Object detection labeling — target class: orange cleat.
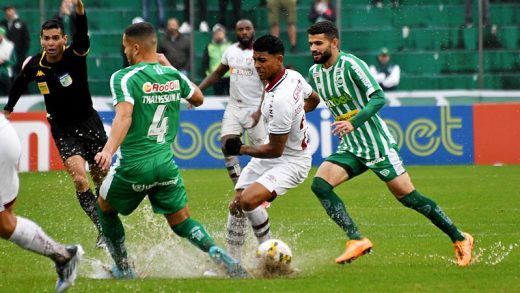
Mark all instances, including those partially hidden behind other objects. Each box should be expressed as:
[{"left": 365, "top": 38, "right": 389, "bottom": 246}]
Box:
[
  {"left": 454, "top": 232, "right": 474, "bottom": 266},
  {"left": 335, "top": 238, "right": 373, "bottom": 264}
]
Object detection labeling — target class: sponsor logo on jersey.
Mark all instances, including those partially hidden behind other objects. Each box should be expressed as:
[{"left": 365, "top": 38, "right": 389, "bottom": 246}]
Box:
[
  {"left": 335, "top": 109, "right": 359, "bottom": 122},
  {"left": 132, "top": 178, "right": 179, "bottom": 192},
  {"left": 324, "top": 94, "right": 353, "bottom": 108},
  {"left": 230, "top": 67, "right": 254, "bottom": 76},
  {"left": 351, "top": 63, "right": 371, "bottom": 88},
  {"left": 36, "top": 70, "right": 45, "bottom": 77},
  {"left": 367, "top": 156, "right": 386, "bottom": 167},
  {"left": 142, "top": 80, "right": 179, "bottom": 93}
]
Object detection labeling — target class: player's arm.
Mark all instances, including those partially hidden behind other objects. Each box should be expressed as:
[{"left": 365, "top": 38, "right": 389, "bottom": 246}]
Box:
[
  {"left": 304, "top": 90, "right": 321, "bottom": 113},
  {"left": 95, "top": 102, "right": 133, "bottom": 170},
  {"left": 240, "top": 133, "right": 289, "bottom": 158},
  {"left": 198, "top": 63, "right": 229, "bottom": 92},
  {"left": 186, "top": 84, "right": 204, "bottom": 107},
  {"left": 71, "top": 0, "right": 89, "bottom": 56},
  {"left": 3, "top": 59, "right": 33, "bottom": 118}
]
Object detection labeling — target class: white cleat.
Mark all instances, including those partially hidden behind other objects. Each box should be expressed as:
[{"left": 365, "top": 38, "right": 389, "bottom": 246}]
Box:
[{"left": 55, "top": 245, "right": 84, "bottom": 293}]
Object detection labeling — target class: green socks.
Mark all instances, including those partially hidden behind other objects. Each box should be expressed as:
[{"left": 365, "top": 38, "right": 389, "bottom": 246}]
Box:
[
  {"left": 399, "top": 190, "right": 465, "bottom": 242},
  {"left": 172, "top": 217, "right": 215, "bottom": 252},
  {"left": 311, "top": 177, "right": 362, "bottom": 240},
  {"left": 96, "top": 202, "right": 130, "bottom": 270}
]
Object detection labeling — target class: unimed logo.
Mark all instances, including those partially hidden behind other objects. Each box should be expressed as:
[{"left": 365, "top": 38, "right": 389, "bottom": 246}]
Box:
[{"left": 142, "top": 80, "right": 179, "bottom": 93}]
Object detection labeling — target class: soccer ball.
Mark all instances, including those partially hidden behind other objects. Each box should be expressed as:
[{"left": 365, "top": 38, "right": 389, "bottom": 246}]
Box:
[{"left": 256, "top": 239, "right": 292, "bottom": 264}]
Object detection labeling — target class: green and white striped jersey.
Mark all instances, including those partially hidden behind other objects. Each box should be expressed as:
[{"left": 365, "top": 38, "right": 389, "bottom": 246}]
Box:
[
  {"left": 110, "top": 62, "right": 195, "bottom": 163},
  {"left": 308, "top": 51, "right": 396, "bottom": 160}
]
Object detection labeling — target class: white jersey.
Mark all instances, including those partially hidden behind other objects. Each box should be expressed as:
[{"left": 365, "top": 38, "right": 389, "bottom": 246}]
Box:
[
  {"left": 261, "top": 69, "right": 313, "bottom": 158},
  {"left": 221, "top": 43, "right": 264, "bottom": 108}
]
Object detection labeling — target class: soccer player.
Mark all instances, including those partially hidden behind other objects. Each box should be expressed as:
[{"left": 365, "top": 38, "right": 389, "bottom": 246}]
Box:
[
  {"left": 223, "top": 35, "right": 321, "bottom": 260},
  {"left": 306, "top": 21, "right": 474, "bottom": 266},
  {"left": 198, "top": 19, "right": 266, "bottom": 187},
  {"left": 0, "top": 114, "right": 83, "bottom": 293},
  {"left": 94, "top": 22, "right": 248, "bottom": 279},
  {"left": 3, "top": 0, "right": 107, "bottom": 248}
]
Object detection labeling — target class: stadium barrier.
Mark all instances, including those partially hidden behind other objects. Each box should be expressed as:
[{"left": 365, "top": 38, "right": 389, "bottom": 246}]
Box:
[{"left": 7, "top": 101, "right": 520, "bottom": 172}]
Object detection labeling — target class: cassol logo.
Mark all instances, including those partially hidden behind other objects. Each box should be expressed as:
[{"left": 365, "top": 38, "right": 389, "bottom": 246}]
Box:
[{"left": 142, "top": 80, "right": 179, "bottom": 93}]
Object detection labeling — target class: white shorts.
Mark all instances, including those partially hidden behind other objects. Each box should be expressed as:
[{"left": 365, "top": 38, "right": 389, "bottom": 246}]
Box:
[
  {"left": 235, "top": 154, "right": 311, "bottom": 196},
  {"left": 221, "top": 104, "right": 266, "bottom": 145},
  {"left": 0, "top": 122, "right": 21, "bottom": 212}
]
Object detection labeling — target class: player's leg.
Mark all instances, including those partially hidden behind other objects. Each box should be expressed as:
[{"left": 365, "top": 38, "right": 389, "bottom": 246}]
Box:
[
  {"left": 240, "top": 159, "right": 311, "bottom": 245},
  {"left": 96, "top": 168, "right": 143, "bottom": 278},
  {"left": 311, "top": 156, "right": 364, "bottom": 241},
  {"left": 165, "top": 206, "right": 216, "bottom": 251},
  {"left": 227, "top": 190, "right": 247, "bottom": 260},
  {"left": 380, "top": 147, "right": 472, "bottom": 266},
  {"left": 64, "top": 155, "right": 102, "bottom": 239},
  {"left": 239, "top": 182, "right": 273, "bottom": 244},
  {"left": 311, "top": 153, "right": 373, "bottom": 264},
  {"left": 0, "top": 124, "right": 82, "bottom": 290},
  {"left": 220, "top": 106, "right": 245, "bottom": 186},
  {"left": 154, "top": 171, "right": 248, "bottom": 278}
]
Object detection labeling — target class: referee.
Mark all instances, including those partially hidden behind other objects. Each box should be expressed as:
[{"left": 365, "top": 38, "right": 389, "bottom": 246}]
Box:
[{"left": 3, "top": 0, "right": 106, "bottom": 248}]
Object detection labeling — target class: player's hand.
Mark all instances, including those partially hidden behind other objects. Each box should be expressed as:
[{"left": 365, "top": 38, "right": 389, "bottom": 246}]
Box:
[
  {"left": 223, "top": 136, "right": 243, "bottom": 156},
  {"left": 248, "top": 110, "right": 261, "bottom": 128},
  {"left": 75, "top": 0, "right": 85, "bottom": 15},
  {"left": 95, "top": 150, "right": 113, "bottom": 171},
  {"left": 331, "top": 120, "right": 354, "bottom": 137},
  {"left": 157, "top": 53, "right": 172, "bottom": 67}
]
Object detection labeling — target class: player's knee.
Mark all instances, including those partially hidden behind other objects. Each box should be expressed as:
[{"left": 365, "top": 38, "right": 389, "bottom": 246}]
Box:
[{"left": 311, "top": 177, "right": 333, "bottom": 199}]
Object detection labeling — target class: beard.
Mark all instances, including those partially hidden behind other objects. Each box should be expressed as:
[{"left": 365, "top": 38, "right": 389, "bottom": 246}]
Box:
[
  {"left": 238, "top": 34, "right": 254, "bottom": 48},
  {"left": 313, "top": 49, "right": 332, "bottom": 64}
]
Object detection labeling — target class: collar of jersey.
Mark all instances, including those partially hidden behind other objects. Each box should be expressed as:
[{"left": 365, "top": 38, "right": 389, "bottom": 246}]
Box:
[{"left": 265, "top": 68, "right": 287, "bottom": 92}]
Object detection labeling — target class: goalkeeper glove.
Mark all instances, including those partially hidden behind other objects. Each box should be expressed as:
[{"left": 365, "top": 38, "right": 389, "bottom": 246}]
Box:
[{"left": 224, "top": 136, "right": 243, "bottom": 156}]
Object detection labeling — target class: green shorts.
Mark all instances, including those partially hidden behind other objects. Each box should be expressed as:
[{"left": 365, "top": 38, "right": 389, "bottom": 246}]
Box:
[
  {"left": 326, "top": 146, "right": 407, "bottom": 182},
  {"left": 100, "top": 153, "right": 187, "bottom": 216}
]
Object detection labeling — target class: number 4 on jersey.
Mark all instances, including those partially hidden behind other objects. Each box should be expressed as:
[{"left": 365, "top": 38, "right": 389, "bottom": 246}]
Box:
[{"left": 148, "top": 105, "right": 168, "bottom": 143}]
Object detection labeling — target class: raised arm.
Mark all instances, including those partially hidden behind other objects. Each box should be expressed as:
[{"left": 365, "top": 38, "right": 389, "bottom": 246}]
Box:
[{"left": 72, "top": 0, "right": 89, "bottom": 55}]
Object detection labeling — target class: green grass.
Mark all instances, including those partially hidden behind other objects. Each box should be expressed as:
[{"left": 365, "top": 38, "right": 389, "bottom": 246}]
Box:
[{"left": 1, "top": 165, "right": 519, "bottom": 292}]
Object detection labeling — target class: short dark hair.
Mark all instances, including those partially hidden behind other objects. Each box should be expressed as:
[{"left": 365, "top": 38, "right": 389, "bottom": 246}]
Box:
[
  {"left": 307, "top": 20, "right": 339, "bottom": 41},
  {"left": 253, "top": 35, "right": 284, "bottom": 56},
  {"left": 3, "top": 5, "right": 15, "bottom": 12},
  {"left": 41, "top": 19, "right": 64, "bottom": 36},
  {"left": 124, "top": 22, "right": 156, "bottom": 39}
]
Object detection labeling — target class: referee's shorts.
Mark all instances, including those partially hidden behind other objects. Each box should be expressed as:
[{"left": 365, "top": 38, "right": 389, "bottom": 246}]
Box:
[{"left": 48, "top": 111, "right": 108, "bottom": 164}]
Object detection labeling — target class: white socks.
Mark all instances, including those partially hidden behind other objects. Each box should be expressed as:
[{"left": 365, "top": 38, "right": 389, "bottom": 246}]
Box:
[
  {"left": 226, "top": 213, "right": 246, "bottom": 260},
  {"left": 244, "top": 205, "right": 271, "bottom": 245},
  {"left": 9, "top": 216, "right": 68, "bottom": 263}
]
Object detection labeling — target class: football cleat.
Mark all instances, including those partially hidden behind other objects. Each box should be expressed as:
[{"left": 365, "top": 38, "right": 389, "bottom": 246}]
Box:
[
  {"left": 55, "top": 245, "right": 84, "bottom": 293},
  {"left": 335, "top": 238, "right": 373, "bottom": 264},
  {"left": 454, "top": 232, "right": 474, "bottom": 266},
  {"left": 109, "top": 264, "right": 137, "bottom": 279},
  {"left": 209, "top": 246, "right": 251, "bottom": 278}
]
